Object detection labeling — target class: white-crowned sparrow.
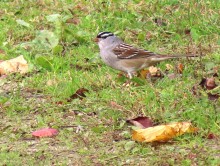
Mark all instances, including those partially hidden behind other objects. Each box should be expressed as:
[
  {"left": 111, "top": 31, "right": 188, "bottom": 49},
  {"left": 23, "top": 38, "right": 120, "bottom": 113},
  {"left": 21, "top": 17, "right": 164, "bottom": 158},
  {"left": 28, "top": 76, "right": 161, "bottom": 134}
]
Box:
[{"left": 95, "top": 31, "right": 197, "bottom": 78}]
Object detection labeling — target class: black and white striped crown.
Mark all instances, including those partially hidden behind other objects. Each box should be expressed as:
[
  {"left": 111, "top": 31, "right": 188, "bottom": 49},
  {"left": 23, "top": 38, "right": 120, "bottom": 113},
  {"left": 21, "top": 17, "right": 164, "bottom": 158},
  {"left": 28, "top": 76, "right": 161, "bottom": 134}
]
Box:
[{"left": 97, "top": 32, "right": 114, "bottom": 39}]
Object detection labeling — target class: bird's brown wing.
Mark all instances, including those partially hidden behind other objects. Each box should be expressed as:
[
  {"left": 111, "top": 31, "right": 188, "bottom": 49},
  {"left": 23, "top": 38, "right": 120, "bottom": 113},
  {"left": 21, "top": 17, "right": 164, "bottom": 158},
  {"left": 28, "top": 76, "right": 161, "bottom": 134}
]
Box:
[{"left": 113, "top": 43, "right": 157, "bottom": 59}]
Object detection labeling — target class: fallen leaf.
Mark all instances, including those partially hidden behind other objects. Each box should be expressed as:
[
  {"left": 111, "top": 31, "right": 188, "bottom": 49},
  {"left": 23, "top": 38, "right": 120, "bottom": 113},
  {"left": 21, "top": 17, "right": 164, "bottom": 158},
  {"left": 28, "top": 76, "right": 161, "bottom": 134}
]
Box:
[
  {"left": 207, "top": 133, "right": 217, "bottom": 139},
  {"left": 192, "top": 77, "right": 219, "bottom": 101},
  {"left": 138, "top": 69, "right": 149, "bottom": 79},
  {"left": 127, "top": 116, "right": 153, "bottom": 129},
  {"left": 55, "top": 101, "right": 64, "bottom": 105},
  {"left": 206, "top": 77, "right": 217, "bottom": 90},
  {"left": 56, "top": 88, "right": 89, "bottom": 105},
  {"left": 149, "top": 66, "right": 158, "bottom": 76},
  {"left": 132, "top": 122, "right": 198, "bottom": 143},
  {"left": 32, "top": 128, "right": 58, "bottom": 138},
  {"left": 67, "top": 88, "right": 89, "bottom": 101},
  {"left": 0, "top": 55, "right": 28, "bottom": 75},
  {"left": 199, "top": 77, "right": 217, "bottom": 90},
  {"left": 177, "top": 63, "right": 184, "bottom": 74},
  {"left": 207, "top": 93, "right": 219, "bottom": 101},
  {"left": 138, "top": 67, "right": 163, "bottom": 80},
  {"left": 165, "top": 64, "right": 174, "bottom": 71},
  {"left": 66, "top": 18, "right": 80, "bottom": 25}
]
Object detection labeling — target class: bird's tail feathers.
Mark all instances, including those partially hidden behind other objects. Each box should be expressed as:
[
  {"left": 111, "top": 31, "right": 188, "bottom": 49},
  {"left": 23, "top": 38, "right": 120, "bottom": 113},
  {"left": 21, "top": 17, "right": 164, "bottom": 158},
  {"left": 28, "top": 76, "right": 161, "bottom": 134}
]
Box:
[{"left": 151, "top": 54, "right": 203, "bottom": 62}]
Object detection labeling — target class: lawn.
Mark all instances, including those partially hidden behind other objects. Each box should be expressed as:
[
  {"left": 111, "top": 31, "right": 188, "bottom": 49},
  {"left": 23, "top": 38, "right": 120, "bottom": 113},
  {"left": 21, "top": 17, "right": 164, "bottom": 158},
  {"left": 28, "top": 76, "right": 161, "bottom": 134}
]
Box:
[{"left": 0, "top": 0, "right": 219, "bottom": 165}]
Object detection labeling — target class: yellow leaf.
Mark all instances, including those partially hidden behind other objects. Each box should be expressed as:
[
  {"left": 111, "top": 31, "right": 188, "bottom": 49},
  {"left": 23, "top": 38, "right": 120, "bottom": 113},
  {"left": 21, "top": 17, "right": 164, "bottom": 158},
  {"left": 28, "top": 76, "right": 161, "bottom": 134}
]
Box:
[
  {"left": 139, "top": 69, "right": 149, "bottom": 79},
  {"left": 132, "top": 122, "right": 198, "bottom": 143},
  {"left": 0, "top": 55, "right": 28, "bottom": 75},
  {"left": 166, "top": 64, "right": 174, "bottom": 70}
]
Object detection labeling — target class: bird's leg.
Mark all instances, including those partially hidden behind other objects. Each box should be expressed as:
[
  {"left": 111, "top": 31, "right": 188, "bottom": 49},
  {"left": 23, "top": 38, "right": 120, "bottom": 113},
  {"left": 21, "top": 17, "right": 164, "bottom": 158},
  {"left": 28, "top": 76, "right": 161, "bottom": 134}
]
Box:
[
  {"left": 127, "top": 72, "right": 133, "bottom": 79},
  {"left": 121, "top": 72, "right": 133, "bottom": 86}
]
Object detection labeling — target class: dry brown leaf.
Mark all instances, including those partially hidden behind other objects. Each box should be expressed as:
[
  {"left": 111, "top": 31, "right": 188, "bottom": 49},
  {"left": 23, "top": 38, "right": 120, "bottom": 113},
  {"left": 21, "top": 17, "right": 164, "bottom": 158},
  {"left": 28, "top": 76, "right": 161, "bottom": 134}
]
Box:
[
  {"left": 132, "top": 122, "right": 198, "bottom": 143},
  {"left": 199, "top": 77, "right": 217, "bottom": 90},
  {"left": 149, "top": 66, "right": 158, "bottom": 76},
  {"left": 0, "top": 55, "right": 28, "bottom": 75},
  {"left": 177, "top": 63, "right": 184, "bottom": 74},
  {"left": 67, "top": 88, "right": 89, "bottom": 101},
  {"left": 66, "top": 18, "right": 80, "bottom": 25},
  {"left": 206, "top": 77, "right": 217, "bottom": 90},
  {"left": 207, "top": 93, "right": 219, "bottom": 101},
  {"left": 139, "top": 67, "right": 163, "bottom": 79}
]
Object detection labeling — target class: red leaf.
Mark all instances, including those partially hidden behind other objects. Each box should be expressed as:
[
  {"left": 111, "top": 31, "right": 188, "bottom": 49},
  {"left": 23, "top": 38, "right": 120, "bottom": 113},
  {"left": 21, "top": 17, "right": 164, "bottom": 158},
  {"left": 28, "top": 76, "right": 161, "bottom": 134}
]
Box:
[
  {"left": 32, "top": 128, "right": 58, "bottom": 137},
  {"left": 127, "top": 116, "right": 153, "bottom": 129},
  {"left": 207, "top": 133, "right": 216, "bottom": 139}
]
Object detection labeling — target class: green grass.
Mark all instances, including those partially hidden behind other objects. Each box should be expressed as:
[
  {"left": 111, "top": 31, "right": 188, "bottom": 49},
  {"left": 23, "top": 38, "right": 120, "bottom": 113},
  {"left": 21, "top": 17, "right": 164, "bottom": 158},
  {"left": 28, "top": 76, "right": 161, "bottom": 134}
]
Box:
[{"left": 0, "top": 0, "right": 219, "bottom": 165}]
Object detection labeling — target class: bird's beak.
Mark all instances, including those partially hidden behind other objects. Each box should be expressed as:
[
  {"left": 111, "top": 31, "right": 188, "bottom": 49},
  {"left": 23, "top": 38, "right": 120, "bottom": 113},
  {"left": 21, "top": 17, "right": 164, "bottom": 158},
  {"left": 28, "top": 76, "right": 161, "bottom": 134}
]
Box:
[{"left": 93, "top": 37, "right": 99, "bottom": 43}]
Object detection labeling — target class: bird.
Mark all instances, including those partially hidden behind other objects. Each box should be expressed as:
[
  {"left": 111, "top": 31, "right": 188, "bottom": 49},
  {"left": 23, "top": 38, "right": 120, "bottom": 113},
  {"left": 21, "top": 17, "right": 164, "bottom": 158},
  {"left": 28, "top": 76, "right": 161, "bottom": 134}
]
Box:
[{"left": 94, "top": 31, "right": 198, "bottom": 78}]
